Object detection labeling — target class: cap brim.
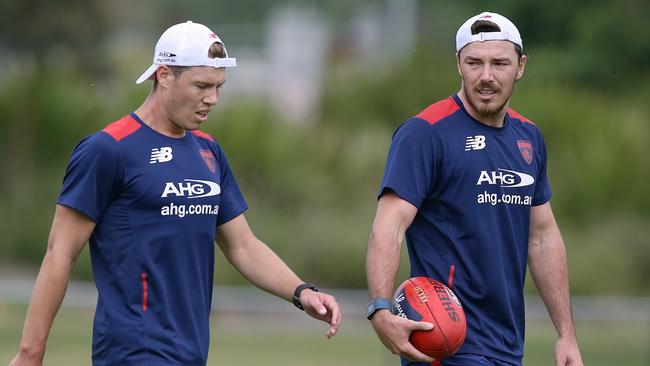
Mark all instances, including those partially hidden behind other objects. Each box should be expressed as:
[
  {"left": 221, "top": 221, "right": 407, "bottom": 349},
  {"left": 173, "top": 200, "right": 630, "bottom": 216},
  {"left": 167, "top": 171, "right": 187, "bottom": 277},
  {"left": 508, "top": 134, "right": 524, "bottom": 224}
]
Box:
[{"left": 135, "top": 64, "right": 159, "bottom": 84}]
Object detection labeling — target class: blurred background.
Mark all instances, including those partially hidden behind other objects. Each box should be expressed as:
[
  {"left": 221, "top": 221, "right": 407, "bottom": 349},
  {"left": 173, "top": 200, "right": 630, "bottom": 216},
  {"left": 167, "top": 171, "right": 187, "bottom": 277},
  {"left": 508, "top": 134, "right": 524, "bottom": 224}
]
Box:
[{"left": 0, "top": 0, "right": 648, "bottom": 365}]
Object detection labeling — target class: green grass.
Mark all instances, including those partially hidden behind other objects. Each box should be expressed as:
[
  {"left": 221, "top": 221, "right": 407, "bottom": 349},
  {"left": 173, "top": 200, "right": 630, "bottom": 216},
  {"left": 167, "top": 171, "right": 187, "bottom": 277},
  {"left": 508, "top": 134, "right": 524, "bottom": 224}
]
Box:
[
  {"left": 1, "top": 304, "right": 648, "bottom": 365},
  {"left": 524, "top": 319, "right": 648, "bottom": 366}
]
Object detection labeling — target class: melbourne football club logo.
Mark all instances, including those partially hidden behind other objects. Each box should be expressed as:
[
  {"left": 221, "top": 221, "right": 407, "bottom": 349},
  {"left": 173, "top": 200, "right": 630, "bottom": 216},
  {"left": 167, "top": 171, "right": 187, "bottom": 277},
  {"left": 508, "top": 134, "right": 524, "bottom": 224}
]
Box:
[
  {"left": 517, "top": 140, "right": 533, "bottom": 164},
  {"left": 150, "top": 147, "right": 173, "bottom": 164},
  {"left": 199, "top": 149, "right": 216, "bottom": 173}
]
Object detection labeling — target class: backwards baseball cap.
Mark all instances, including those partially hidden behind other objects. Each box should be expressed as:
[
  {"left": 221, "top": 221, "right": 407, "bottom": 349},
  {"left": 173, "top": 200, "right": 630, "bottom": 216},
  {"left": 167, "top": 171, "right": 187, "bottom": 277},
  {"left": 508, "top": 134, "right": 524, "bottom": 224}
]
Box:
[
  {"left": 455, "top": 12, "right": 522, "bottom": 53},
  {"left": 136, "top": 20, "right": 236, "bottom": 84}
]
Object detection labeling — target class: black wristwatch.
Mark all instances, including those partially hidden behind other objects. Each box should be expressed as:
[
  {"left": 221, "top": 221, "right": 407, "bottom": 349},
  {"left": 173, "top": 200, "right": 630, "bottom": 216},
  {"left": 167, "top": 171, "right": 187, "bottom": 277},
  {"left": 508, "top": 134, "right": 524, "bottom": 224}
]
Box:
[
  {"left": 366, "top": 298, "right": 393, "bottom": 320},
  {"left": 292, "top": 283, "right": 319, "bottom": 310}
]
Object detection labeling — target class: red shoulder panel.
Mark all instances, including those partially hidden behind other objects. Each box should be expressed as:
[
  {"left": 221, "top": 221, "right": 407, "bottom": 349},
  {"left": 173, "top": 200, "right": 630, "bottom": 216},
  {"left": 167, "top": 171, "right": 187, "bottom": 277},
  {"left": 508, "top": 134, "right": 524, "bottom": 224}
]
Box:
[
  {"left": 102, "top": 115, "right": 142, "bottom": 142},
  {"left": 415, "top": 97, "right": 460, "bottom": 125},
  {"left": 507, "top": 108, "right": 535, "bottom": 125},
  {"left": 191, "top": 130, "right": 215, "bottom": 142}
]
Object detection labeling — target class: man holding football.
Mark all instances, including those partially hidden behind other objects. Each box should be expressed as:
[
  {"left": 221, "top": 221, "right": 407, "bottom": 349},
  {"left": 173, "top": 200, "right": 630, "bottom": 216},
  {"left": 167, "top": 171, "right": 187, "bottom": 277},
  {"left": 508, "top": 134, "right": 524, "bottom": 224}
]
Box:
[
  {"left": 366, "top": 12, "right": 583, "bottom": 366},
  {"left": 11, "top": 21, "right": 340, "bottom": 366}
]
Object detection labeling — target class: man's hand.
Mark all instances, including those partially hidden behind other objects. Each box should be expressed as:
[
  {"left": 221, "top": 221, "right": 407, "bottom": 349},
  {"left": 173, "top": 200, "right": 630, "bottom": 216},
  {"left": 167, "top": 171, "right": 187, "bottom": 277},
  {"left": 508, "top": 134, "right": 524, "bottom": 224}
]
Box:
[
  {"left": 10, "top": 347, "right": 44, "bottom": 366},
  {"left": 370, "top": 310, "right": 436, "bottom": 362},
  {"left": 555, "top": 335, "right": 583, "bottom": 366},
  {"left": 299, "top": 289, "right": 342, "bottom": 339}
]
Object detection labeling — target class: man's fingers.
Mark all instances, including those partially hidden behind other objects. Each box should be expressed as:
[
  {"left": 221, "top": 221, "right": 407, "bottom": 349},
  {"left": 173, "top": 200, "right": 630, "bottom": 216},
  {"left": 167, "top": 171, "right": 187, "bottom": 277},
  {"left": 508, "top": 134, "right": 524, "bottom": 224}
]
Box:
[
  {"left": 370, "top": 312, "right": 437, "bottom": 362},
  {"left": 302, "top": 292, "right": 342, "bottom": 338},
  {"left": 410, "top": 320, "right": 434, "bottom": 331},
  {"left": 326, "top": 323, "right": 337, "bottom": 338},
  {"left": 324, "top": 295, "right": 341, "bottom": 323},
  {"left": 399, "top": 342, "right": 436, "bottom": 363},
  {"left": 308, "top": 296, "right": 331, "bottom": 318},
  {"left": 322, "top": 295, "right": 341, "bottom": 338}
]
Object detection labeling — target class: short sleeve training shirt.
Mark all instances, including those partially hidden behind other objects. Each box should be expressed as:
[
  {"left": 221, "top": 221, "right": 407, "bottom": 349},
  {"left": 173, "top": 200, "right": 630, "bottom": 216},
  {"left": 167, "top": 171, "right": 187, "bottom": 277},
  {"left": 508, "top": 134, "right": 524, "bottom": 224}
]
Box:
[
  {"left": 58, "top": 113, "right": 248, "bottom": 365},
  {"left": 379, "top": 95, "right": 551, "bottom": 365}
]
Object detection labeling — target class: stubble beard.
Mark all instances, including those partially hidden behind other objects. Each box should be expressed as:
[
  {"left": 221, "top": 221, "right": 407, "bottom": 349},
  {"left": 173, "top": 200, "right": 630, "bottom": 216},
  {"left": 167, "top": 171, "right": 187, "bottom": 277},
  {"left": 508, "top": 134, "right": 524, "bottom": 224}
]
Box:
[{"left": 461, "top": 79, "right": 516, "bottom": 120}]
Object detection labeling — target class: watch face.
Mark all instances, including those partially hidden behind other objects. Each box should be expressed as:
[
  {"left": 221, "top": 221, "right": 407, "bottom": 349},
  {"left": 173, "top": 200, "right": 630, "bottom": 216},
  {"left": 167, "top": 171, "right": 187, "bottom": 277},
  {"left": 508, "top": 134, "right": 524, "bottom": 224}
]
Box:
[
  {"left": 366, "top": 302, "right": 375, "bottom": 316},
  {"left": 367, "top": 298, "right": 393, "bottom": 319}
]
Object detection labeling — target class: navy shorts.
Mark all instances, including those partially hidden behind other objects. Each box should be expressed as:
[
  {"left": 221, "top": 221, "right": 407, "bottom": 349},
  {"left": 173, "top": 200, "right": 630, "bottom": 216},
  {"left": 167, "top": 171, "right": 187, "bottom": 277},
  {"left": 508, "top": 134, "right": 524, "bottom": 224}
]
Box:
[{"left": 401, "top": 354, "right": 519, "bottom": 366}]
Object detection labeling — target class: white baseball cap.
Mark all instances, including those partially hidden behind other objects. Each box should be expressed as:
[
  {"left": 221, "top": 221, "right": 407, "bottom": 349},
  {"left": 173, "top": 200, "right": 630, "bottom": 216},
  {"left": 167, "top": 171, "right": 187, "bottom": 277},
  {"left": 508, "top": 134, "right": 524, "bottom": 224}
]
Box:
[
  {"left": 136, "top": 21, "right": 237, "bottom": 84},
  {"left": 455, "top": 12, "right": 523, "bottom": 53}
]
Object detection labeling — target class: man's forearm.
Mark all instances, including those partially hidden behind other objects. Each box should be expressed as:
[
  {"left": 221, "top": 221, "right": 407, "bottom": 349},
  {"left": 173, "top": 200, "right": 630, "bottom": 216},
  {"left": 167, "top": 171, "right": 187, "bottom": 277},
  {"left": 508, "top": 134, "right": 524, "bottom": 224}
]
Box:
[
  {"left": 366, "top": 194, "right": 417, "bottom": 300},
  {"left": 221, "top": 236, "right": 303, "bottom": 301},
  {"left": 17, "top": 250, "right": 75, "bottom": 359},
  {"left": 529, "top": 227, "right": 576, "bottom": 338},
  {"left": 366, "top": 229, "right": 402, "bottom": 299}
]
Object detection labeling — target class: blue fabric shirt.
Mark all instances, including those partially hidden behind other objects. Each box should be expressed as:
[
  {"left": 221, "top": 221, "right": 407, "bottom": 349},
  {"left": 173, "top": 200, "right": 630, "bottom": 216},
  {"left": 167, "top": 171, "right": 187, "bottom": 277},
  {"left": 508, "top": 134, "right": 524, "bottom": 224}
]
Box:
[
  {"left": 380, "top": 95, "right": 551, "bottom": 366},
  {"left": 58, "top": 113, "right": 248, "bottom": 365}
]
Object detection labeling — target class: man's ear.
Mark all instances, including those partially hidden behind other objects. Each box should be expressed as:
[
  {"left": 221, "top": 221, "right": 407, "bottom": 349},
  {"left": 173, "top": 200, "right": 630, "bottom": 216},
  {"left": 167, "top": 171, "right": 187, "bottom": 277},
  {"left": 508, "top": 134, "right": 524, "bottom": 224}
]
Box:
[
  {"left": 515, "top": 54, "right": 528, "bottom": 82},
  {"left": 156, "top": 65, "right": 174, "bottom": 88}
]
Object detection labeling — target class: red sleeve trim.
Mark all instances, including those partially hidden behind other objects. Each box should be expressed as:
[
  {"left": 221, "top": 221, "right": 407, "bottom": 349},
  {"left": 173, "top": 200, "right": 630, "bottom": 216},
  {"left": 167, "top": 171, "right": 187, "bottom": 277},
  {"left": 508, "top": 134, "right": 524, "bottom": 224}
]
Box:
[
  {"left": 415, "top": 97, "right": 460, "bottom": 125},
  {"left": 191, "top": 130, "right": 215, "bottom": 142},
  {"left": 507, "top": 108, "right": 535, "bottom": 125},
  {"left": 102, "top": 115, "right": 142, "bottom": 141}
]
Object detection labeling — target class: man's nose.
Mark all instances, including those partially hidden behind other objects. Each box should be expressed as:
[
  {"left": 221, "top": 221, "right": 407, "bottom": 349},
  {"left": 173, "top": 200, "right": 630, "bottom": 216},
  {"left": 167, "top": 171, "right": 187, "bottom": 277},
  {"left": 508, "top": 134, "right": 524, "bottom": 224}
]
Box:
[
  {"left": 479, "top": 64, "right": 495, "bottom": 82},
  {"left": 204, "top": 88, "right": 219, "bottom": 106}
]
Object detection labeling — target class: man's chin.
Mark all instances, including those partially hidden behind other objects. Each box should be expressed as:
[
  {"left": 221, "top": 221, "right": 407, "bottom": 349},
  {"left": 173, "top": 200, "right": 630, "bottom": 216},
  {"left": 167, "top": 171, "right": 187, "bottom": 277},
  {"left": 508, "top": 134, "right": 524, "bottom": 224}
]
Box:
[
  {"left": 185, "top": 120, "right": 204, "bottom": 131},
  {"left": 476, "top": 105, "right": 504, "bottom": 116},
  {"left": 471, "top": 97, "right": 507, "bottom": 117},
  {"left": 461, "top": 88, "right": 509, "bottom": 120}
]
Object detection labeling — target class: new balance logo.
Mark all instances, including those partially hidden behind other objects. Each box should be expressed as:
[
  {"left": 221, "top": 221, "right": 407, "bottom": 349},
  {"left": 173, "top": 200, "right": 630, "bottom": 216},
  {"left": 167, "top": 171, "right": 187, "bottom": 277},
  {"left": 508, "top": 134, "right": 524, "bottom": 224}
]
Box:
[
  {"left": 465, "top": 135, "right": 486, "bottom": 151},
  {"left": 150, "top": 147, "right": 173, "bottom": 164}
]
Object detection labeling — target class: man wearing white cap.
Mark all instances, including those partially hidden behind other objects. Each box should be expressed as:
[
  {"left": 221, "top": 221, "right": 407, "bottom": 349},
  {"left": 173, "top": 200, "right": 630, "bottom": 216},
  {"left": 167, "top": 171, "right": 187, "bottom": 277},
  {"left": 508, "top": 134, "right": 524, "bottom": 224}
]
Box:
[
  {"left": 11, "top": 21, "right": 340, "bottom": 366},
  {"left": 366, "top": 12, "right": 583, "bottom": 366}
]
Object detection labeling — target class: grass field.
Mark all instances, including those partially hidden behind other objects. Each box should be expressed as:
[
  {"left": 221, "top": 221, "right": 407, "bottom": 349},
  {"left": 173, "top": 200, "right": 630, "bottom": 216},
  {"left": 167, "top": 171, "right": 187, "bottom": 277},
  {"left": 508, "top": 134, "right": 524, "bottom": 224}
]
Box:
[{"left": 1, "top": 303, "right": 648, "bottom": 365}]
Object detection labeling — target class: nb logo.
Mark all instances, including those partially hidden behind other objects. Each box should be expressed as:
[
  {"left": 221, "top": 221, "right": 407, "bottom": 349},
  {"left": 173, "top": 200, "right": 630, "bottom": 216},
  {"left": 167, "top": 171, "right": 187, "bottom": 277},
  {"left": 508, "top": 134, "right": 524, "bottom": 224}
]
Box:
[
  {"left": 150, "top": 147, "right": 173, "bottom": 164},
  {"left": 465, "top": 135, "right": 486, "bottom": 151}
]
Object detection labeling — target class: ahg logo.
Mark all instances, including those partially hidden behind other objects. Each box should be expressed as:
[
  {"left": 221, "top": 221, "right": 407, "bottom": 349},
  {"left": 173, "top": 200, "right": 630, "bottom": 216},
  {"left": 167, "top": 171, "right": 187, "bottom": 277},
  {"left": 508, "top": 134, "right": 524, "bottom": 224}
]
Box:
[
  {"left": 161, "top": 179, "right": 221, "bottom": 199},
  {"left": 156, "top": 51, "right": 177, "bottom": 63},
  {"left": 476, "top": 168, "right": 534, "bottom": 188}
]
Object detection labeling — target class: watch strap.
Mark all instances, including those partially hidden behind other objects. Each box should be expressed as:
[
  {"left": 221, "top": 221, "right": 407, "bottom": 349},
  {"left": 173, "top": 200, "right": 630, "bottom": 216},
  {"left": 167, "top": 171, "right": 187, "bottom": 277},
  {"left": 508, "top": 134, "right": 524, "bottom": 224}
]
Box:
[
  {"left": 292, "top": 283, "right": 319, "bottom": 310},
  {"left": 366, "top": 297, "right": 393, "bottom": 320}
]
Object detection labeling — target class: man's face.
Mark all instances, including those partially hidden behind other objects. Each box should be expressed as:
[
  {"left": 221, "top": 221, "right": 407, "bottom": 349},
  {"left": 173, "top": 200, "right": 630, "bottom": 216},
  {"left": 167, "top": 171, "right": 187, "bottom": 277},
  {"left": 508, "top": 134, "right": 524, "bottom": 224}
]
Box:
[
  {"left": 161, "top": 66, "right": 226, "bottom": 132},
  {"left": 457, "top": 41, "right": 526, "bottom": 118}
]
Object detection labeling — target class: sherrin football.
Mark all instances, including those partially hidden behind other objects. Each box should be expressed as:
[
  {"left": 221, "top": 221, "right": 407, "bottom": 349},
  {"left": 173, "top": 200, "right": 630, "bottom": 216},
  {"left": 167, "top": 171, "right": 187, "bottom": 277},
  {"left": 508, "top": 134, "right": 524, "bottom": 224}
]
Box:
[{"left": 393, "top": 277, "right": 466, "bottom": 359}]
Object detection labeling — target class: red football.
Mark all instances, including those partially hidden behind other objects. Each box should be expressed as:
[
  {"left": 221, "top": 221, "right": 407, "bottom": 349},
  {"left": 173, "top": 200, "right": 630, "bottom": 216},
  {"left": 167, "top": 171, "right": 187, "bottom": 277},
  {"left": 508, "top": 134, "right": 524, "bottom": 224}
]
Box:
[{"left": 393, "top": 277, "right": 466, "bottom": 359}]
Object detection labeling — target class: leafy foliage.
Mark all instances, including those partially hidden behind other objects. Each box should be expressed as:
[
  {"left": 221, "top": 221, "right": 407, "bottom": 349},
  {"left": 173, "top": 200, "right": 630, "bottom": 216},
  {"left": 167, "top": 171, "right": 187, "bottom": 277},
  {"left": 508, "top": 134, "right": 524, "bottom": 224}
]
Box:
[{"left": 0, "top": 0, "right": 648, "bottom": 294}]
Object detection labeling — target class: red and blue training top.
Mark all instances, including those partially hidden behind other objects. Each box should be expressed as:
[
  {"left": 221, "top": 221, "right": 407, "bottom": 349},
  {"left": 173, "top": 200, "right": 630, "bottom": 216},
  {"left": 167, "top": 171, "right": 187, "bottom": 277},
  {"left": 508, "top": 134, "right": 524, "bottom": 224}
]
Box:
[
  {"left": 380, "top": 95, "right": 551, "bottom": 366},
  {"left": 58, "top": 113, "right": 248, "bottom": 365}
]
